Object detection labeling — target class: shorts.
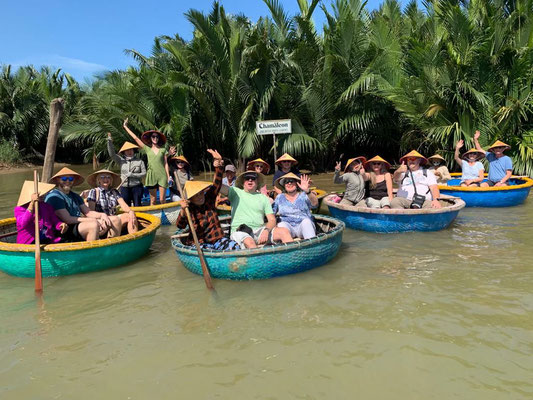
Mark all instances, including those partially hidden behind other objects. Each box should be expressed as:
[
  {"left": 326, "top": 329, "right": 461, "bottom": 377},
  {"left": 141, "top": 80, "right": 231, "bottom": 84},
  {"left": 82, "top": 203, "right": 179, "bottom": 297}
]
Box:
[
  {"left": 63, "top": 223, "right": 84, "bottom": 242},
  {"left": 230, "top": 225, "right": 274, "bottom": 248},
  {"left": 486, "top": 180, "right": 507, "bottom": 187}
]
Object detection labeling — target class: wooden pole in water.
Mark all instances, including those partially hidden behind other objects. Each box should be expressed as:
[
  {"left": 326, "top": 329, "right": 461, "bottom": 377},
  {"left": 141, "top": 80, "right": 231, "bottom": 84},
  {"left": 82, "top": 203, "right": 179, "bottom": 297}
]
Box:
[
  {"left": 33, "top": 170, "right": 43, "bottom": 293},
  {"left": 174, "top": 171, "right": 214, "bottom": 290},
  {"left": 41, "top": 98, "right": 65, "bottom": 182}
]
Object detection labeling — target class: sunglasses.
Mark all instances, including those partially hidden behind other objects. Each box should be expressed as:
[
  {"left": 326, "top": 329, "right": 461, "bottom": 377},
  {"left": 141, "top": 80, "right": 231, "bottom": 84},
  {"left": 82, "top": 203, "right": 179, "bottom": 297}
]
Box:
[
  {"left": 406, "top": 157, "right": 418, "bottom": 161},
  {"left": 244, "top": 176, "right": 257, "bottom": 181},
  {"left": 151, "top": 135, "right": 159, "bottom": 139},
  {"left": 99, "top": 175, "right": 112, "bottom": 179},
  {"left": 254, "top": 164, "right": 264, "bottom": 169},
  {"left": 60, "top": 177, "right": 74, "bottom": 182},
  {"left": 284, "top": 179, "right": 297, "bottom": 184}
]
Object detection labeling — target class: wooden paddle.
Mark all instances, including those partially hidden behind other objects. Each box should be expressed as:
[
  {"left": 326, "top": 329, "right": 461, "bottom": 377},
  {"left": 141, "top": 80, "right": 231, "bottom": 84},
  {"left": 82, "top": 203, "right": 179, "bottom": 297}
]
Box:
[
  {"left": 173, "top": 171, "right": 214, "bottom": 290},
  {"left": 33, "top": 170, "right": 43, "bottom": 293}
]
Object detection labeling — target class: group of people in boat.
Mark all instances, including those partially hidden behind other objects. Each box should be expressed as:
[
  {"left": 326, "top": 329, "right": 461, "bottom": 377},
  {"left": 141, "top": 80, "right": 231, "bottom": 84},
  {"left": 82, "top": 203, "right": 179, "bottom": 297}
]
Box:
[{"left": 13, "top": 126, "right": 513, "bottom": 248}]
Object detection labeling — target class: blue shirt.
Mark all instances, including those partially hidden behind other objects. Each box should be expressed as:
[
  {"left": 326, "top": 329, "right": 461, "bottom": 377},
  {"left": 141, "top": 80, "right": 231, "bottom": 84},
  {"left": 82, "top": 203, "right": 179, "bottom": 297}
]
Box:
[
  {"left": 461, "top": 160, "right": 484, "bottom": 181},
  {"left": 486, "top": 153, "right": 512, "bottom": 182},
  {"left": 272, "top": 192, "right": 315, "bottom": 226},
  {"left": 45, "top": 189, "right": 84, "bottom": 217}
]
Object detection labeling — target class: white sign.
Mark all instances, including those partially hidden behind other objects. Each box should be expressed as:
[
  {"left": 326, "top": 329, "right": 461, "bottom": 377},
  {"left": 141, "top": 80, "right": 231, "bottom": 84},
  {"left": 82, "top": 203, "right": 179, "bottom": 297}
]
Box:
[{"left": 256, "top": 119, "right": 291, "bottom": 135}]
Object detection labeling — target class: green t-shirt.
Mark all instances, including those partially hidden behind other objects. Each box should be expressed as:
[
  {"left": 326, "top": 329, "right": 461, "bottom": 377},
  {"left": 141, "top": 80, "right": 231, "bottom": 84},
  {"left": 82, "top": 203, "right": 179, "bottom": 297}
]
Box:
[{"left": 228, "top": 187, "right": 273, "bottom": 232}]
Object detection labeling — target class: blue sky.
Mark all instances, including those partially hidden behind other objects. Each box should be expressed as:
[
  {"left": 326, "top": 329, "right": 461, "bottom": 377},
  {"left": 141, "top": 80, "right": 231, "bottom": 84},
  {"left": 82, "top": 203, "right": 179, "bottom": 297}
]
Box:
[{"left": 1, "top": 0, "right": 384, "bottom": 82}]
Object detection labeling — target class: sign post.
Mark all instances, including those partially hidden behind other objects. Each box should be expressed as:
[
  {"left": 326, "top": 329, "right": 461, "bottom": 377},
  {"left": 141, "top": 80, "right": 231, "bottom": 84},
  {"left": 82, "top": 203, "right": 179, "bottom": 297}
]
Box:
[{"left": 256, "top": 119, "right": 292, "bottom": 165}]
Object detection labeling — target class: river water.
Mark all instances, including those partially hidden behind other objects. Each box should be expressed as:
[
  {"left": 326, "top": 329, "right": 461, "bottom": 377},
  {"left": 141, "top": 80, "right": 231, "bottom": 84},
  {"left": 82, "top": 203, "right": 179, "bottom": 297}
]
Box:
[{"left": 1, "top": 166, "right": 532, "bottom": 399}]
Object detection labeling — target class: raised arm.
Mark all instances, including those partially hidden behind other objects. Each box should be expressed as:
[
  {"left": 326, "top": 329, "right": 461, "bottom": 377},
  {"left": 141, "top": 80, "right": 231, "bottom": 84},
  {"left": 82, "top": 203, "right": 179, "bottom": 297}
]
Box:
[
  {"left": 454, "top": 140, "right": 464, "bottom": 166},
  {"left": 473, "top": 130, "right": 485, "bottom": 153},
  {"left": 298, "top": 174, "right": 318, "bottom": 208},
  {"left": 207, "top": 149, "right": 224, "bottom": 195},
  {"left": 333, "top": 161, "right": 345, "bottom": 184},
  {"left": 393, "top": 162, "right": 407, "bottom": 183},
  {"left": 123, "top": 118, "right": 145, "bottom": 149},
  {"left": 107, "top": 132, "right": 122, "bottom": 164}
]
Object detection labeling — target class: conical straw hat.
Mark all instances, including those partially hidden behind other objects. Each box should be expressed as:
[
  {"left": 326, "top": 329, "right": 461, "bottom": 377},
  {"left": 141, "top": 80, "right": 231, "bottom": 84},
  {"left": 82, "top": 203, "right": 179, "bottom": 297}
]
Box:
[
  {"left": 87, "top": 169, "right": 122, "bottom": 189},
  {"left": 235, "top": 171, "right": 265, "bottom": 189},
  {"left": 364, "top": 155, "right": 391, "bottom": 171},
  {"left": 247, "top": 158, "right": 271, "bottom": 174},
  {"left": 344, "top": 156, "right": 367, "bottom": 172},
  {"left": 170, "top": 155, "right": 190, "bottom": 167},
  {"left": 184, "top": 181, "right": 211, "bottom": 199},
  {"left": 427, "top": 154, "right": 446, "bottom": 163},
  {"left": 274, "top": 172, "right": 301, "bottom": 191},
  {"left": 17, "top": 181, "right": 57, "bottom": 206},
  {"left": 488, "top": 140, "right": 511, "bottom": 152},
  {"left": 119, "top": 141, "right": 139, "bottom": 153},
  {"left": 462, "top": 148, "right": 485, "bottom": 161},
  {"left": 275, "top": 153, "right": 298, "bottom": 165},
  {"left": 140, "top": 130, "right": 167, "bottom": 146},
  {"left": 49, "top": 167, "right": 84, "bottom": 186},
  {"left": 399, "top": 150, "right": 428, "bottom": 165}
]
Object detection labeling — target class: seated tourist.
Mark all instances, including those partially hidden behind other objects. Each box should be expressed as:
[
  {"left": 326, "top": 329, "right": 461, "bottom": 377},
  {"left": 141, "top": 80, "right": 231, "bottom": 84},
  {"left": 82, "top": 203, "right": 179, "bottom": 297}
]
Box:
[
  {"left": 223, "top": 170, "right": 293, "bottom": 249},
  {"left": 427, "top": 154, "right": 451, "bottom": 184},
  {"left": 86, "top": 169, "right": 138, "bottom": 234},
  {"left": 473, "top": 131, "right": 513, "bottom": 187},
  {"left": 272, "top": 173, "right": 317, "bottom": 239},
  {"left": 391, "top": 151, "right": 441, "bottom": 209},
  {"left": 333, "top": 157, "right": 368, "bottom": 206},
  {"left": 177, "top": 150, "right": 240, "bottom": 250},
  {"left": 272, "top": 153, "right": 300, "bottom": 193},
  {"left": 169, "top": 155, "right": 193, "bottom": 201},
  {"left": 45, "top": 167, "right": 120, "bottom": 241},
  {"left": 454, "top": 140, "right": 485, "bottom": 187},
  {"left": 359, "top": 156, "right": 393, "bottom": 208},
  {"left": 218, "top": 164, "right": 237, "bottom": 206},
  {"left": 14, "top": 181, "right": 68, "bottom": 244}
]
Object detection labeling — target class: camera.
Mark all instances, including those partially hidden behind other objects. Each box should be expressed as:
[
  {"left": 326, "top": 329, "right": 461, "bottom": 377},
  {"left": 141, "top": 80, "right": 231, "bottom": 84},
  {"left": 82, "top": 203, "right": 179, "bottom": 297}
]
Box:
[{"left": 410, "top": 194, "right": 426, "bottom": 209}]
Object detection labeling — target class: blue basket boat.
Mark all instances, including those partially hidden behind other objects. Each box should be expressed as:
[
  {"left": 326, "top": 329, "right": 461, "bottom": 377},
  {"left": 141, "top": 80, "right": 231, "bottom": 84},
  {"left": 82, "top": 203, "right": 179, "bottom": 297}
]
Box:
[
  {"left": 439, "top": 174, "right": 533, "bottom": 207},
  {"left": 130, "top": 188, "right": 179, "bottom": 225},
  {"left": 171, "top": 215, "right": 345, "bottom": 280},
  {"left": 324, "top": 195, "right": 465, "bottom": 233},
  {"left": 0, "top": 213, "right": 160, "bottom": 278}
]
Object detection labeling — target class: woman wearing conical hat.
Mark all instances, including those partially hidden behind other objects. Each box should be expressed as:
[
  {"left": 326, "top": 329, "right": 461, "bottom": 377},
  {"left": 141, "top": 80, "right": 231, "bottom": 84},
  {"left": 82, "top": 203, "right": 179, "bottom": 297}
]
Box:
[
  {"left": 454, "top": 140, "right": 485, "bottom": 187},
  {"left": 169, "top": 155, "right": 193, "bottom": 202},
  {"left": 359, "top": 156, "right": 393, "bottom": 208},
  {"left": 333, "top": 156, "right": 368, "bottom": 206},
  {"left": 45, "top": 167, "right": 119, "bottom": 241},
  {"left": 473, "top": 130, "right": 513, "bottom": 187},
  {"left": 427, "top": 154, "right": 451, "bottom": 184},
  {"left": 123, "top": 118, "right": 170, "bottom": 205},
  {"left": 14, "top": 181, "right": 68, "bottom": 244},
  {"left": 86, "top": 170, "right": 138, "bottom": 234},
  {"left": 272, "top": 153, "right": 300, "bottom": 187},
  {"left": 107, "top": 131, "right": 146, "bottom": 207}
]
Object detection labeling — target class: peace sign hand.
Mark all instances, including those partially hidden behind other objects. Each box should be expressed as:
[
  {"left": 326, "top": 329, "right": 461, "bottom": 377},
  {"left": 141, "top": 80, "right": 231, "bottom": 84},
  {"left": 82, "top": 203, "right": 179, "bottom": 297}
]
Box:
[{"left": 335, "top": 161, "right": 341, "bottom": 171}]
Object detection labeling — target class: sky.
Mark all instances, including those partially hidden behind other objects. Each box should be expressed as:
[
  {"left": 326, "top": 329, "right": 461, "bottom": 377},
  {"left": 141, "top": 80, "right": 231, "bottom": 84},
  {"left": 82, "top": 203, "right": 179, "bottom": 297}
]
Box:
[{"left": 1, "top": 0, "right": 384, "bottom": 82}]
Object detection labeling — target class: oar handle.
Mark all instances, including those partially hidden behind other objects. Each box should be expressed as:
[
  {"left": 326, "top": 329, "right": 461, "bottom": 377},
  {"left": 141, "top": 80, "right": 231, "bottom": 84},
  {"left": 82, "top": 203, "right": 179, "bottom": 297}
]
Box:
[
  {"left": 174, "top": 171, "right": 214, "bottom": 290},
  {"left": 33, "top": 170, "right": 43, "bottom": 293}
]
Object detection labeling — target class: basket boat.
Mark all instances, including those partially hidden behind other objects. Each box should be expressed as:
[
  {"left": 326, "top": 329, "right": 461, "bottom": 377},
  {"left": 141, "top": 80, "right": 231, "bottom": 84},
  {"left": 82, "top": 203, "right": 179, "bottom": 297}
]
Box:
[
  {"left": 131, "top": 201, "right": 180, "bottom": 225},
  {"left": 171, "top": 215, "right": 345, "bottom": 280},
  {"left": 324, "top": 195, "right": 465, "bottom": 233},
  {"left": 216, "top": 189, "right": 328, "bottom": 216},
  {"left": 0, "top": 213, "right": 160, "bottom": 278},
  {"left": 439, "top": 173, "right": 533, "bottom": 207}
]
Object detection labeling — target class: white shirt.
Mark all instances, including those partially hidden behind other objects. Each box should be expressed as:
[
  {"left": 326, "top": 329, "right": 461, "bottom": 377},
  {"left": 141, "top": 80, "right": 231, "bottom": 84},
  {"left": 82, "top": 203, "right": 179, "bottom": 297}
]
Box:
[{"left": 396, "top": 169, "right": 437, "bottom": 201}]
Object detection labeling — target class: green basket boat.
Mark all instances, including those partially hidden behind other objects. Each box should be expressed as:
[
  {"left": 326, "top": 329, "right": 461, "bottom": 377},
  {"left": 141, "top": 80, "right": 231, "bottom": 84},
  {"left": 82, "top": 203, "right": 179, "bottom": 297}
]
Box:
[
  {"left": 0, "top": 212, "right": 160, "bottom": 278},
  {"left": 172, "top": 214, "right": 344, "bottom": 280}
]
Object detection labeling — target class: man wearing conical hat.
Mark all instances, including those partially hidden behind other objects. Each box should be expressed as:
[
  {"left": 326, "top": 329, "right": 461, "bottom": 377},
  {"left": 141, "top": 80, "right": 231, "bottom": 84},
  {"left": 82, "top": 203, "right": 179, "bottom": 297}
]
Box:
[
  {"left": 176, "top": 150, "right": 239, "bottom": 250},
  {"left": 107, "top": 132, "right": 146, "bottom": 206},
  {"left": 14, "top": 181, "right": 68, "bottom": 244},
  {"left": 45, "top": 167, "right": 117, "bottom": 242},
  {"left": 454, "top": 139, "right": 485, "bottom": 187},
  {"left": 473, "top": 130, "right": 513, "bottom": 187},
  {"left": 391, "top": 150, "right": 442, "bottom": 209},
  {"left": 272, "top": 153, "right": 300, "bottom": 188}
]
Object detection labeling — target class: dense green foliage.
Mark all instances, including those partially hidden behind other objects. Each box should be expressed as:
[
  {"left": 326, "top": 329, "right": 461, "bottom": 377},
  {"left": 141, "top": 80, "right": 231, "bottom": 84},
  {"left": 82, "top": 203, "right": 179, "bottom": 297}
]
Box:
[{"left": 2, "top": 0, "right": 532, "bottom": 175}]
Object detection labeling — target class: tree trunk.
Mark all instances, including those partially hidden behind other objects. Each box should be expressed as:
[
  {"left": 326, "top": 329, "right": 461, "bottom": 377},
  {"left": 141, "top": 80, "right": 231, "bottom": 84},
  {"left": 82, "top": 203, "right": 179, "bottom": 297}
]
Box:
[{"left": 41, "top": 98, "right": 65, "bottom": 182}]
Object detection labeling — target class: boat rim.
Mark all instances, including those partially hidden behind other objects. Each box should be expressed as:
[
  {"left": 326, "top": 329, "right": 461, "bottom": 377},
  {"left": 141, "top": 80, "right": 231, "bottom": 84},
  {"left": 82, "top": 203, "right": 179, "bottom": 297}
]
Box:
[
  {"left": 439, "top": 174, "right": 533, "bottom": 192},
  {"left": 324, "top": 194, "right": 465, "bottom": 215},
  {"left": 0, "top": 212, "right": 161, "bottom": 253},
  {"left": 131, "top": 201, "right": 181, "bottom": 212},
  {"left": 172, "top": 214, "right": 344, "bottom": 257}
]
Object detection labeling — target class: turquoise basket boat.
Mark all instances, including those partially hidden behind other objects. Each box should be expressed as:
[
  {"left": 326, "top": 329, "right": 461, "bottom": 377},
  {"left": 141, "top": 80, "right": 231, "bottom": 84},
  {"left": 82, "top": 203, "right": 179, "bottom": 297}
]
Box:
[
  {"left": 131, "top": 201, "right": 180, "bottom": 225},
  {"left": 171, "top": 215, "right": 345, "bottom": 280},
  {"left": 325, "top": 195, "right": 465, "bottom": 233},
  {"left": 439, "top": 174, "right": 533, "bottom": 207},
  {"left": 0, "top": 213, "right": 160, "bottom": 278}
]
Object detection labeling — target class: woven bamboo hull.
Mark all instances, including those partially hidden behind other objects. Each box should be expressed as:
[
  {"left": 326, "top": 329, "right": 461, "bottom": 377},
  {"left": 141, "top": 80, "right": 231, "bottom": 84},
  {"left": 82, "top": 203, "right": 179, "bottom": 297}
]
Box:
[
  {"left": 439, "top": 176, "right": 533, "bottom": 207},
  {"left": 131, "top": 202, "right": 180, "bottom": 225},
  {"left": 172, "top": 215, "right": 344, "bottom": 280},
  {"left": 0, "top": 213, "right": 160, "bottom": 278},
  {"left": 325, "top": 196, "right": 465, "bottom": 233}
]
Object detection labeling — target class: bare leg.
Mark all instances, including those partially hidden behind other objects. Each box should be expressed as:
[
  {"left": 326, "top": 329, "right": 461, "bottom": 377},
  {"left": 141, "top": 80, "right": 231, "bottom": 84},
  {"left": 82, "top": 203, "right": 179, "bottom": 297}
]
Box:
[
  {"left": 106, "top": 216, "right": 123, "bottom": 238},
  {"left": 272, "top": 227, "right": 293, "bottom": 243},
  {"left": 149, "top": 188, "right": 157, "bottom": 205},
  {"left": 159, "top": 187, "right": 166, "bottom": 204},
  {"left": 78, "top": 220, "right": 100, "bottom": 241},
  {"left": 120, "top": 213, "right": 138, "bottom": 234},
  {"left": 480, "top": 182, "right": 489, "bottom": 187},
  {"left": 242, "top": 237, "right": 257, "bottom": 249}
]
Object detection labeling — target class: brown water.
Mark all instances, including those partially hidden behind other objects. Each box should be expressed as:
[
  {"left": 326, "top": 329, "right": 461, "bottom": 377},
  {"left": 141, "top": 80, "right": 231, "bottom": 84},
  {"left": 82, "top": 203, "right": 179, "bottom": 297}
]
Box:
[{"left": 1, "top": 166, "right": 532, "bottom": 399}]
